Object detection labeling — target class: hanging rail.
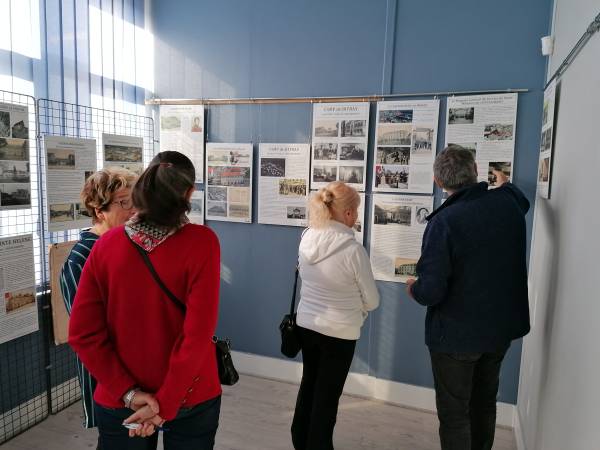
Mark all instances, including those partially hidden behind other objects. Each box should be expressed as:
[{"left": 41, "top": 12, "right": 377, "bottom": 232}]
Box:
[{"left": 145, "top": 88, "right": 529, "bottom": 106}]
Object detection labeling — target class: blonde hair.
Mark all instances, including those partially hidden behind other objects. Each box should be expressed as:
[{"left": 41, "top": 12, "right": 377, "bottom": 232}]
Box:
[
  {"left": 308, "top": 181, "right": 360, "bottom": 228},
  {"left": 81, "top": 167, "right": 137, "bottom": 223}
]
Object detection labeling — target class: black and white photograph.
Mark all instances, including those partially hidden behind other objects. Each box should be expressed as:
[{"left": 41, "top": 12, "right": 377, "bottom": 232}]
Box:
[
  {"left": 260, "top": 157, "right": 285, "bottom": 177},
  {"left": 339, "top": 166, "right": 363, "bottom": 184},
  {"left": 488, "top": 161, "right": 512, "bottom": 186},
  {"left": 339, "top": 143, "right": 365, "bottom": 161},
  {"left": 0, "top": 138, "right": 28, "bottom": 161},
  {"left": 190, "top": 196, "right": 203, "bottom": 213},
  {"left": 206, "top": 201, "right": 227, "bottom": 217},
  {"left": 0, "top": 183, "right": 30, "bottom": 207},
  {"left": 412, "top": 128, "right": 433, "bottom": 152},
  {"left": 117, "top": 163, "right": 144, "bottom": 176},
  {"left": 104, "top": 145, "right": 143, "bottom": 163},
  {"left": 229, "top": 203, "right": 249, "bottom": 218},
  {"left": 11, "top": 120, "right": 29, "bottom": 139},
  {"left": 314, "top": 120, "right": 339, "bottom": 137},
  {"left": 0, "top": 111, "right": 10, "bottom": 137},
  {"left": 286, "top": 206, "right": 306, "bottom": 220},
  {"left": 379, "top": 109, "right": 413, "bottom": 123},
  {"left": 377, "top": 125, "right": 412, "bottom": 146},
  {"left": 394, "top": 258, "right": 418, "bottom": 277},
  {"left": 75, "top": 202, "right": 92, "bottom": 220},
  {"left": 340, "top": 120, "right": 366, "bottom": 137},
  {"left": 313, "top": 143, "right": 338, "bottom": 160},
  {"left": 543, "top": 100, "right": 549, "bottom": 126},
  {"left": 208, "top": 166, "right": 251, "bottom": 187},
  {"left": 161, "top": 115, "right": 181, "bottom": 130},
  {"left": 312, "top": 165, "right": 337, "bottom": 183},
  {"left": 49, "top": 203, "right": 75, "bottom": 223},
  {"left": 540, "top": 127, "right": 552, "bottom": 152},
  {"left": 448, "top": 107, "right": 475, "bottom": 124},
  {"left": 279, "top": 178, "right": 307, "bottom": 197},
  {"left": 373, "top": 203, "right": 412, "bottom": 225},
  {"left": 0, "top": 161, "right": 30, "bottom": 183},
  {"left": 374, "top": 165, "right": 409, "bottom": 189},
  {"left": 208, "top": 186, "right": 227, "bottom": 202},
  {"left": 207, "top": 152, "right": 229, "bottom": 164},
  {"left": 415, "top": 207, "right": 430, "bottom": 225},
  {"left": 227, "top": 150, "right": 250, "bottom": 166},
  {"left": 47, "top": 149, "right": 76, "bottom": 169},
  {"left": 484, "top": 123, "right": 514, "bottom": 141},
  {"left": 376, "top": 146, "right": 410, "bottom": 165}
]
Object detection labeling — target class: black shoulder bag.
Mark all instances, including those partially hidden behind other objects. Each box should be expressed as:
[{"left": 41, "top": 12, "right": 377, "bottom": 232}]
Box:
[
  {"left": 279, "top": 263, "right": 302, "bottom": 358},
  {"left": 126, "top": 230, "right": 239, "bottom": 386}
]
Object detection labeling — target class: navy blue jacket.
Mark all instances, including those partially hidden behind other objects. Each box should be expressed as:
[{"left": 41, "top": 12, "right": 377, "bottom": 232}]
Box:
[{"left": 411, "top": 182, "right": 530, "bottom": 353}]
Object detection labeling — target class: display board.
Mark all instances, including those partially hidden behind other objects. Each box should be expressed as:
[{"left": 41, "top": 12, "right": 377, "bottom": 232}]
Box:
[
  {"left": 160, "top": 105, "right": 205, "bottom": 183},
  {"left": 445, "top": 93, "right": 518, "bottom": 187},
  {"left": 258, "top": 143, "right": 310, "bottom": 227},
  {"left": 188, "top": 189, "right": 204, "bottom": 225},
  {"left": 537, "top": 80, "right": 557, "bottom": 198},
  {"left": 44, "top": 136, "right": 96, "bottom": 232},
  {"left": 311, "top": 102, "right": 369, "bottom": 191},
  {"left": 0, "top": 102, "right": 31, "bottom": 210},
  {"left": 49, "top": 241, "right": 76, "bottom": 345},
  {"left": 373, "top": 100, "right": 439, "bottom": 194},
  {"left": 102, "top": 133, "right": 144, "bottom": 175},
  {"left": 370, "top": 194, "right": 433, "bottom": 283},
  {"left": 0, "top": 234, "right": 38, "bottom": 344},
  {"left": 206, "top": 143, "right": 253, "bottom": 223}
]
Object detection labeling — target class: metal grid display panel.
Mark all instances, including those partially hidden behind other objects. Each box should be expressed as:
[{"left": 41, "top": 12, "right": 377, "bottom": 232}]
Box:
[
  {"left": 0, "top": 91, "right": 48, "bottom": 444},
  {"left": 36, "top": 99, "right": 154, "bottom": 414}
]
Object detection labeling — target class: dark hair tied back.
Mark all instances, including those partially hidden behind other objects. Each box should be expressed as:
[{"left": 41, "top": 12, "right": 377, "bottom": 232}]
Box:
[{"left": 132, "top": 151, "right": 195, "bottom": 228}]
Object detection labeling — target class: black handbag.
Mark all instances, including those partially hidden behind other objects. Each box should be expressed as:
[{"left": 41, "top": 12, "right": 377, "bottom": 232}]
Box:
[
  {"left": 279, "top": 264, "right": 302, "bottom": 358},
  {"left": 126, "top": 230, "right": 239, "bottom": 386}
]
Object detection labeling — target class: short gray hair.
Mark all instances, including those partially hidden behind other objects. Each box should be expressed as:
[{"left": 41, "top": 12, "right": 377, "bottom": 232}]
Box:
[{"left": 433, "top": 145, "right": 477, "bottom": 191}]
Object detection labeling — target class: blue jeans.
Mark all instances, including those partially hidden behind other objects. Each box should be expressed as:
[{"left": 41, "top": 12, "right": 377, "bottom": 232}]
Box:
[{"left": 94, "top": 395, "right": 221, "bottom": 450}]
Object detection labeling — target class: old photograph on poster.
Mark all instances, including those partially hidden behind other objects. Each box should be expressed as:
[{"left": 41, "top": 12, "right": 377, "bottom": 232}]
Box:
[
  {"left": 311, "top": 102, "right": 369, "bottom": 191},
  {"left": 258, "top": 143, "right": 310, "bottom": 227},
  {"left": 353, "top": 192, "right": 366, "bottom": 245},
  {"left": 445, "top": 93, "right": 518, "bottom": 188},
  {"left": 102, "top": 133, "right": 144, "bottom": 175},
  {"left": 0, "top": 102, "right": 29, "bottom": 140},
  {"left": 372, "top": 100, "right": 439, "bottom": 194},
  {"left": 0, "top": 234, "right": 38, "bottom": 345},
  {"left": 205, "top": 143, "right": 253, "bottom": 223},
  {"left": 188, "top": 189, "right": 205, "bottom": 225},
  {"left": 370, "top": 194, "right": 433, "bottom": 283},
  {"left": 160, "top": 105, "right": 205, "bottom": 183},
  {"left": 0, "top": 135, "right": 31, "bottom": 210},
  {"left": 537, "top": 80, "right": 556, "bottom": 198},
  {"left": 45, "top": 136, "right": 97, "bottom": 231}
]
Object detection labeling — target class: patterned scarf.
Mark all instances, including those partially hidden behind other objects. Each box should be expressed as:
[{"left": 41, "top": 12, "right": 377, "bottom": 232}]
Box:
[{"left": 125, "top": 214, "right": 189, "bottom": 252}]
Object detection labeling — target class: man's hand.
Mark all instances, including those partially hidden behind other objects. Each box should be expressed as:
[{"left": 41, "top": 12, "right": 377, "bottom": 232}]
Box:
[
  {"left": 406, "top": 278, "right": 416, "bottom": 299},
  {"left": 491, "top": 169, "right": 509, "bottom": 186}
]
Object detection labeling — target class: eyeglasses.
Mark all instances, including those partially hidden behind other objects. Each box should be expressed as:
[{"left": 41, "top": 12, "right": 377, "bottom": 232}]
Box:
[{"left": 111, "top": 199, "right": 133, "bottom": 210}]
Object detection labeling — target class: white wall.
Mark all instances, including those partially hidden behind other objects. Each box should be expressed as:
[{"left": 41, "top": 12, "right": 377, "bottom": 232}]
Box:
[{"left": 516, "top": 2, "right": 600, "bottom": 449}]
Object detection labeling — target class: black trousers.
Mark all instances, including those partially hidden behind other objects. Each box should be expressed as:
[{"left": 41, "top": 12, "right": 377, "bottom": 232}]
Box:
[
  {"left": 291, "top": 327, "right": 356, "bottom": 450},
  {"left": 429, "top": 347, "right": 509, "bottom": 450}
]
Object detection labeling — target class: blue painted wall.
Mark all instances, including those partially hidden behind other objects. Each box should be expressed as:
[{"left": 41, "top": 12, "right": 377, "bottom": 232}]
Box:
[{"left": 152, "top": 0, "right": 552, "bottom": 404}]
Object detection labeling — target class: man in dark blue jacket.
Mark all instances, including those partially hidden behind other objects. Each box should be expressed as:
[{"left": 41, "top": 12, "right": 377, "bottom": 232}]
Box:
[{"left": 407, "top": 145, "right": 530, "bottom": 450}]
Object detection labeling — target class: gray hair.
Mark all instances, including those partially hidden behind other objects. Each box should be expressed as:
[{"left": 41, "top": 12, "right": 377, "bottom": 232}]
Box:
[{"left": 433, "top": 145, "right": 478, "bottom": 191}]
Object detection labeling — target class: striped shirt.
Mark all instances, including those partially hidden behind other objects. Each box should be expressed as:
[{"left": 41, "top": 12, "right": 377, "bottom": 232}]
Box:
[{"left": 59, "top": 230, "right": 100, "bottom": 429}]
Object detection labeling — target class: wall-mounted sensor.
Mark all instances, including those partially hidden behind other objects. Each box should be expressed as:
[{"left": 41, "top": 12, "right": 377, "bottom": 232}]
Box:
[{"left": 541, "top": 35, "right": 554, "bottom": 56}]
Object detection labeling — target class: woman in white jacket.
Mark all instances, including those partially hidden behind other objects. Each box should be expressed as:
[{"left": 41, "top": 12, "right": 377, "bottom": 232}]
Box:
[{"left": 291, "top": 181, "right": 379, "bottom": 450}]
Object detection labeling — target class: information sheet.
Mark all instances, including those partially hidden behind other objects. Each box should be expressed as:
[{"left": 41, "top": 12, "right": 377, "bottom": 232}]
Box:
[
  {"left": 206, "top": 143, "right": 253, "bottom": 223},
  {"left": 445, "top": 93, "right": 518, "bottom": 187},
  {"left": 102, "top": 133, "right": 144, "bottom": 175},
  {"left": 311, "top": 102, "right": 369, "bottom": 191},
  {"left": 160, "top": 105, "right": 205, "bottom": 183},
  {"left": 373, "top": 100, "right": 439, "bottom": 194},
  {"left": 0, "top": 102, "right": 31, "bottom": 210},
  {"left": 370, "top": 194, "right": 433, "bottom": 283},
  {"left": 0, "top": 234, "right": 38, "bottom": 345},
  {"left": 188, "top": 189, "right": 205, "bottom": 225},
  {"left": 353, "top": 192, "right": 365, "bottom": 244},
  {"left": 45, "top": 136, "right": 97, "bottom": 231},
  {"left": 258, "top": 143, "right": 310, "bottom": 227},
  {"left": 537, "top": 80, "right": 556, "bottom": 198}
]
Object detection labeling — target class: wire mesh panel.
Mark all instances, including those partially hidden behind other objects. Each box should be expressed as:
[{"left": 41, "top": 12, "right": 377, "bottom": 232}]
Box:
[
  {"left": 36, "top": 99, "right": 154, "bottom": 414},
  {"left": 0, "top": 91, "right": 48, "bottom": 444}
]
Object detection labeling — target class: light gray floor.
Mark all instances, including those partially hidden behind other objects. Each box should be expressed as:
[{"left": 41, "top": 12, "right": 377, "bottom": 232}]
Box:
[{"left": 2, "top": 374, "right": 516, "bottom": 449}]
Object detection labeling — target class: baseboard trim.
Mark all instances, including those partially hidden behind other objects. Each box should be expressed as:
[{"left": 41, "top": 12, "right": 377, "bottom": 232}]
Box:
[{"left": 231, "top": 350, "right": 515, "bottom": 428}]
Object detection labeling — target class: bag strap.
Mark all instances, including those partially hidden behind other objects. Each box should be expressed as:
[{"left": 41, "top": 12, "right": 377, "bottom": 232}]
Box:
[
  {"left": 289, "top": 227, "right": 309, "bottom": 315},
  {"left": 124, "top": 228, "right": 186, "bottom": 314}
]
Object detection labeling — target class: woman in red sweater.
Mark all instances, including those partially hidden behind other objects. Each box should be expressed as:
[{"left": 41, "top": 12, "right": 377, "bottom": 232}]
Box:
[{"left": 69, "top": 151, "right": 222, "bottom": 450}]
